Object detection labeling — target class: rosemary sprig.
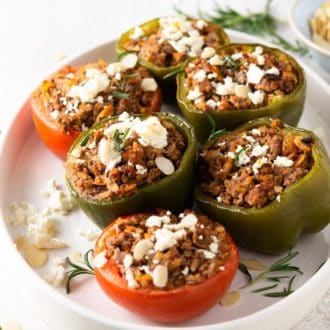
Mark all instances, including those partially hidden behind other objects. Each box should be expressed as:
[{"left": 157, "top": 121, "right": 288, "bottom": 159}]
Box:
[
  {"left": 65, "top": 249, "right": 95, "bottom": 294},
  {"left": 238, "top": 249, "right": 302, "bottom": 297},
  {"left": 113, "top": 128, "right": 130, "bottom": 151},
  {"left": 208, "top": 128, "right": 226, "bottom": 142},
  {"left": 175, "top": 0, "right": 308, "bottom": 56},
  {"left": 263, "top": 275, "right": 296, "bottom": 297},
  {"left": 112, "top": 90, "right": 129, "bottom": 99}
]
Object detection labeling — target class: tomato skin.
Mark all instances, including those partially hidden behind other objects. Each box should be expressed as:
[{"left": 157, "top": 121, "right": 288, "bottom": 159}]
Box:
[
  {"left": 94, "top": 217, "right": 239, "bottom": 323},
  {"left": 31, "top": 98, "right": 80, "bottom": 160}
]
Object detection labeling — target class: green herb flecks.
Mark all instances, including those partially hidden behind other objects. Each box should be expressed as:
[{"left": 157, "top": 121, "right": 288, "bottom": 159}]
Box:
[
  {"left": 65, "top": 249, "right": 95, "bottom": 294},
  {"left": 175, "top": 0, "right": 308, "bottom": 56},
  {"left": 208, "top": 129, "right": 226, "bottom": 143},
  {"left": 113, "top": 128, "right": 130, "bottom": 151},
  {"left": 238, "top": 249, "right": 302, "bottom": 298},
  {"left": 234, "top": 147, "right": 247, "bottom": 167},
  {"left": 221, "top": 55, "right": 242, "bottom": 72},
  {"left": 112, "top": 90, "right": 129, "bottom": 99}
]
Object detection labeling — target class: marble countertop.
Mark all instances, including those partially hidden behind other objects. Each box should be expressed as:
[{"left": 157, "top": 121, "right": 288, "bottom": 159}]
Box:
[{"left": 0, "top": 0, "right": 328, "bottom": 329}]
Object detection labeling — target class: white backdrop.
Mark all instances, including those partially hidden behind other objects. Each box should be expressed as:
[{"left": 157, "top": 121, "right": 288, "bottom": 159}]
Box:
[{"left": 0, "top": 0, "right": 328, "bottom": 329}]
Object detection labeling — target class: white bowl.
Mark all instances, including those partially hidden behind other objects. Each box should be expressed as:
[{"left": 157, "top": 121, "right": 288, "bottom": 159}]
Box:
[{"left": 289, "top": 0, "right": 330, "bottom": 72}]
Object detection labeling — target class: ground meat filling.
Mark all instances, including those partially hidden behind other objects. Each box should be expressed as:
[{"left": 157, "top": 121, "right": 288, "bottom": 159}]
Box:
[
  {"left": 184, "top": 45, "right": 299, "bottom": 112},
  {"left": 97, "top": 210, "right": 230, "bottom": 290},
  {"left": 123, "top": 16, "right": 222, "bottom": 67},
  {"left": 65, "top": 114, "right": 186, "bottom": 201},
  {"left": 32, "top": 54, "right": 159, "bottom": 133},
  {"left": 199, "top": 119, "right": 314, "bottom": 208}
]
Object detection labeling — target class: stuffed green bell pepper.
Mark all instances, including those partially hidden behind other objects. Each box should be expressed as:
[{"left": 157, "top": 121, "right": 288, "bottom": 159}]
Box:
[
  {"left": 177, "top": 43, "right": 306, "bottom": 143},
  {"left": 196, "top": 117, "right": 330, "bottom": 254},
  {"left": 116, "top": 15, "right": 229, "bottom": 82},
  {"left": 65, "top": 111, "right": 197, "bottom": 228}
]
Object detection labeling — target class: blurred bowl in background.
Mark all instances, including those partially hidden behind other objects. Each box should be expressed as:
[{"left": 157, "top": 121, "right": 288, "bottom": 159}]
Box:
[{"left": 289, "top": 0, "right": 330, "bottom": 72}]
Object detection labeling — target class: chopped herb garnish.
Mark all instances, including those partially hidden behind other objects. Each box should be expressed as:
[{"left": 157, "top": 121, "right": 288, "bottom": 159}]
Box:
[
  {"left": 221, "top": 55, "right": 242, "bottom": 72},
  {"left": 80, "top": 133, "right": 91, "bottom": 147},
  {"left": 234, "top": 147, "right": 246, "bottom": 167},
  {"left": 112, "top": 90, "right": 129, "bottom": 99},
  {"left": 252, "top": 283, "right": 278, "bottom": 293},
  {"left": 208, "top": 129, "right": 226, "bottom": 143},
  {"left": 65, "top": 249, "right": 95, "bottom": 294},
  {"left": 113, "top": 128, "right": 130, "bottom": 151}
]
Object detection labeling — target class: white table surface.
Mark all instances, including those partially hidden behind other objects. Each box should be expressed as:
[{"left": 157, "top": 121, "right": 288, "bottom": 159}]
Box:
[{"left": 0, "top": 0, "right": 329, "bottom": 329}]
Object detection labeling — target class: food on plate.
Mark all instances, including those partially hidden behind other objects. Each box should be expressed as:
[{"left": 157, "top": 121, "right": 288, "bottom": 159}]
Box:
[
  {"left": 177, "top": 43, "right": 306, "bottom": 142},
  {"left": 310, "top": 1, "right": 330, "bottom": 51},
  {"left": 116, "top": 15, "right": 229, "bottom": 80},
  {"left": 94, "top": 209, "right": 239, "bottom": 323},
  {"left": 196, "top": 118, "right": 330, "bottom": 253},
  {"left": 65, "top": 112, "right": 197, "bottom": 227},
  {"left": 31, "top": 54, "right": 162, "bottom": 159}
]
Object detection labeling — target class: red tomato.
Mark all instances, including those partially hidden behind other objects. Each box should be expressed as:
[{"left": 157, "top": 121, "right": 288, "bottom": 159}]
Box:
[
  {"left": 94, "top": 214, "right": 239, "bottom": 323},
  {"left": 31, "top": 67, "right": 162, "bottom": 160}
]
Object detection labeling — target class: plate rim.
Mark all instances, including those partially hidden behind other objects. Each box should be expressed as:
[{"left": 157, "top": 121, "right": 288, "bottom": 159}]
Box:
[{"left": 0, "top": 30, "right": 329, "bottom": 330}]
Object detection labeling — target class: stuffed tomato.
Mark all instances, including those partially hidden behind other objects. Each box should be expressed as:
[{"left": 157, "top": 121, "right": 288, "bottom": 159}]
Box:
[
  {"left": 94, "top": 209, "right": 239, "bottom": 323},
  {"left": 31, "top": 53, "right": 162, "bottom": 159}
]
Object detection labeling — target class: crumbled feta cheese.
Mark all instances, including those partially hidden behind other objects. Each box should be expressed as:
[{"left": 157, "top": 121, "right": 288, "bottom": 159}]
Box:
[
  {"left": 135, "top": 164, "right": 147, "bottom": 175},
  {"left": 251, "top": 128, "right": 261, "bottom": 136},
  {"left": 141, "top": 78, "right": 158, "bottom": 92},
  {"left": 251, "top": 46, "right": 263, "bottom": 57},
  {"left": 181, "top": 266, "right": 189, "bottom": 276},
  {"left": 199, "top": 249, "right": 215, "bottom": 259},
  {"left": 273, "top": 156, "right": 294, "bottom": 167},
  {"left": 201, "top": 47, "right": 216, "bottom": 59},
  {"left": 252, "top": 156, "right": 268, "bottom": 174},
  {"left": 235, "top": 145, "right": 251, "bottom": 166},
  {"left": 207, "top": 73, "right": 217, "bottom": 79},
  {"left": 217, "top": 196, "right": 222, "bottom": 203},
  {"left": 215, "top": 77, "right": 237, "bottom": 96},
  {"left": 251, "top": 144, "right": 269, "bottom": 157},
  {"left": 106, "top": 62, "right": 122, "bottom": 76},
  {"left": 44, "top": 262, "right": 66, "bottom": 288},
  {"left": 130, "top": 26, "right": 144, "bottom": 40},
  {"left": 257, "top": 55, "right": 265, "bottom": 66},
  {"left": 120, "top": 53, "right": 138, "bottom": 70},
  {"left": 219, "top": 266, "right": 225, "bottom": 271},
  {"left": 243, "top": 134, "right": 256, "bottom": 144},
  {"left": 125, "top": 268, "right": 139, "bottom": 288},
  {"left": 209, "top": 242, "right": 218, "bottom": 254},
  {"left": 265, "top": 67, "right": 280, "bottom": 75},
  {"left": 232, "top": 52, "right": 243, "bottom": 60},
  {"left": 276, "top": 195, "right": 281, "bottom": 202},
  {"left": 98, "top": 138, "right": 122, "bottom": 171},
  {"left": 93, "top": 250, "right": 108, "bottom": 268},
  {"left": 133, "top": 239, "right": 153, "bottom": 261},
  {"left": 169, "top": 40, "right": 187, "bottom": 53},
  {"left": 50, "top": 110, "right": 59, "bottom": 120},
  {"left": 66, "top": 73, "right": 74, "bottom": 79},
  {"left": 145, "top": 215, "right": 171, "bottom": 227},
  {"left": 206, "top": 99, "right": 219, "bottom": 109},
  {"left": 227, "top": 151, "right": 235, "bottom": 159},
  {"left": 196, "top": 19, "right": 207, "bottom": 29},
  {"left": 135, "top": 116, "right": 168, "bottom": 149},
  {"left": 248, "top": 90, "right": 265, "bottom": 105},
  {"left": 209, "top": 54, "right": 223, "bottom": 65},
  {"left": 247, "top": 64, "right": 265, "bottom": 84},
  {"left": 187, "top": 86, "right": 202, "bottom": 100},
  {"left": 193, "top": 69, "right": 207, "bottom": 82},
  {"left": 188, "top": 63, "right": 196, "bottom": 68},
  {"left": 154, "top": 228, "right": 178, "bottom": 251},
  {"left": 115, "top": 73, "right": 121, "bottom": 81},
  {"left": 67, "top": 68, "right": 110, "bottom": 103}
]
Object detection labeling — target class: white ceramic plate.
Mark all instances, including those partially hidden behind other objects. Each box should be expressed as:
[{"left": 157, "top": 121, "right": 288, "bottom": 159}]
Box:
[{"left": 0, "top": 31, "right": 329, "bottom": 330}]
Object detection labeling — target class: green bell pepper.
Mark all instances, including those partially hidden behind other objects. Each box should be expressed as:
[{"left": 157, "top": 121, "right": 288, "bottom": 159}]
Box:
[
  {"left": 116, "top": 17, "right": 229, "bottom": 81},
  {"left": 66, "top": 112, "right": 197, "bottom": 228},
  {"left": 177, "top": 43, "right": 306, "bottom": 143},
  {"left": 196, "top": 118, "right": 330, "bottom": 254}
]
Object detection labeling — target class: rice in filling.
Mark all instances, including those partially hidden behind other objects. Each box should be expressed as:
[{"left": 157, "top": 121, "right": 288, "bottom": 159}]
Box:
[{"left": 199, "top": 119, "right": 314, "bottom": 208}]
